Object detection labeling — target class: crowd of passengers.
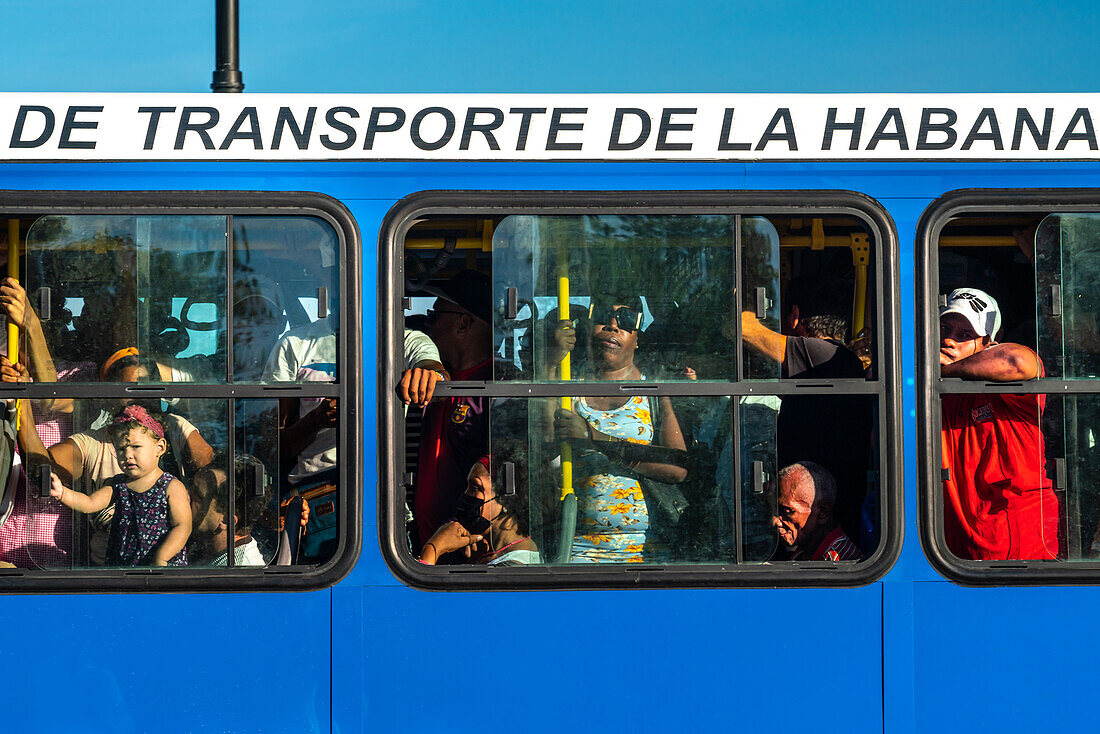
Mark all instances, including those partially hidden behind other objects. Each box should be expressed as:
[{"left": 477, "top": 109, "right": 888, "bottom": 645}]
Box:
[
  {"left": 402, "top": 250, "right": 1071, "bottom": 565},
  {"left": 0, "top": 273, "right": 336, "bottom": 569},
  {"left": 398, "top": 268, "right": 872, "bottom": 565}
]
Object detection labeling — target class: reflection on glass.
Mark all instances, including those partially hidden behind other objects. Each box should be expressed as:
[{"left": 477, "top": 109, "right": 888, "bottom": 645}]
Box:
[
  {"left": 739, "top": 396, "right": 778, "bottom": 562},
  {"left": 493, "top": 215, "right": 755, "bottom": 382},
  {"left": 1036, "top": 213, "right": 1100, "bottom": 379},
  {"left": 234, "top": 216, "right": 340, "bottom": 383},
  {"left": 741, "top": 217, "right": 782, "bottom": 380},
  {"left": 1043, "top": 395, "right": 1100, "bottom": 561},
  {"left": 479, "top": 396, "right": 745, "bottom": 566},
  {"left": 26, "top": 215, "right": 228, "bottom": 383}
]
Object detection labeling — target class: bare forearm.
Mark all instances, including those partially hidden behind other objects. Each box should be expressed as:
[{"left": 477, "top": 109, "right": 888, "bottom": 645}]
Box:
[
  {"left": 57, "top": 487, "right": 101, "bottom": 514},
  {"left": 22, "top": 310, "right": 57, "bottom": 384},
  {"left": 740, "top": 312, "right": 786, "bottom": 364},
  {"left": 941, "top": 345, "right": 1038, "bottom": 381}
]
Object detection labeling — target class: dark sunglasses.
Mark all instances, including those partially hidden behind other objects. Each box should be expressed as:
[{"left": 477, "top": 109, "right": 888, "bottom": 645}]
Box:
[{"left": 588, "top": 304, "right": 642, "bottom": 332}]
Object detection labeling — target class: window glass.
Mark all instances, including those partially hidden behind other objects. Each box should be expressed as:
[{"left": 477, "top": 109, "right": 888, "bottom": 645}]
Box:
[
  {"left": 0, "top": 204, "right": 350, "bottom": 589},
  {"left": 399, "top": 202, "right": 888, "bottom": 583},
  {"left": 232, "top": 216, "right": 340, "bottom": 383},
  {"left": 493, "top": 215, "right": 756, "bottom": 383},
  {"left": 25, "top": 215, "right": 228, "bottom": 383},
  {"left": 1035, "top": 213, "right": 1100, "bottom": 379},
  {"left": 928, "top": 201, "right": 1100, "bottom": 575}
]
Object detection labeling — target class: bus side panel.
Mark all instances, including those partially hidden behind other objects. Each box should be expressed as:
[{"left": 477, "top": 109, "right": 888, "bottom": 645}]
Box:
[
  {"left": 1, "top": 591, "right": 331, "bottom": 733},
  {"left": 911, "top": 585, "right": 1100, "bottom": 732},
  {"left": 344, "top": 585, "right": 884, "bottom": 734}
]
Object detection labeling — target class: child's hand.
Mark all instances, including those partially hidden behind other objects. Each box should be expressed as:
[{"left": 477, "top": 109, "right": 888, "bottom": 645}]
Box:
[{"left": 49, "top": 473, "right": 67, "bottom": 502}]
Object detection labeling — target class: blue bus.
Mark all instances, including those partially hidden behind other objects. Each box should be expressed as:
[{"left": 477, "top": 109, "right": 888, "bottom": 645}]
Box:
[{"left": 0, "top": 94, "right": 1097, "bottom": 733}]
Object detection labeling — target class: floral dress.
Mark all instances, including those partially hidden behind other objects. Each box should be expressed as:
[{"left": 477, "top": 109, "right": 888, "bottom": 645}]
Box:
[
  {"left": 105, "top": 472, "right": 188, "bottom": 567},
  {"left": 571, "top": 395, "right": 667, "bottom": 563}
]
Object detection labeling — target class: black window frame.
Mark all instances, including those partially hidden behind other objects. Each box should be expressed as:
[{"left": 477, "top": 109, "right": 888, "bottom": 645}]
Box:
[
  {"left": 917, "top": 188, "right": 1100, "bottom": 586},
  {"left": 381, "top": 190, "right": 903, "bottom": 590},
  {"left": 0, "top": 190, "right": 362, "bottom": 593}
]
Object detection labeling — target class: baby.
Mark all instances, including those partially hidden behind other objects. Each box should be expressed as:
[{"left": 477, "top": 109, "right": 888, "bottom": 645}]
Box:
[{"left": 51, "top": 404, "right": 192, "bottom": 567}]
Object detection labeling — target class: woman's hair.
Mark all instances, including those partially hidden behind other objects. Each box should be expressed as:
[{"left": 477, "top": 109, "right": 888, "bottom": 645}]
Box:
[{"left": 101, "top": 349, "right": 161, "bottom": 383}]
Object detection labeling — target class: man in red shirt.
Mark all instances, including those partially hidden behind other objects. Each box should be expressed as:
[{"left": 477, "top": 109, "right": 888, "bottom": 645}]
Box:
[
  {"left": 412, "top": 270, "right": 495, "bottom": 547},
  {"left": 939, "top": 287, "right": 1060, "bottom": 560},
  {"left": 771, "top": 461, "right": 861, "bottom": 561}
]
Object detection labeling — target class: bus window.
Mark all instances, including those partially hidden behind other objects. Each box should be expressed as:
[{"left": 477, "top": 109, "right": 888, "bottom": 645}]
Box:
[
  {"left": 387, "top": 192, "right": 899, "bottom": 588},
  {"left": 0, "top": 196, "right": 354, "bottom": 592},
  {"left": 921, "top": 192, "right": 1100, "bottom": 583}
]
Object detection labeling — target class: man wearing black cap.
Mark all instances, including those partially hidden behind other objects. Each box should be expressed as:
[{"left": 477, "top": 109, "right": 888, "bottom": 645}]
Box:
[{"left": 412, "top": 269, "right": 496, "bottom": 547}]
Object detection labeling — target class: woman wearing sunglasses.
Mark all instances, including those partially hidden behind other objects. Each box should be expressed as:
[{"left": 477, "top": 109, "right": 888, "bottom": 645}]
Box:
[{"left": 551, "top": 296, "right": 688, "bottom": 563}]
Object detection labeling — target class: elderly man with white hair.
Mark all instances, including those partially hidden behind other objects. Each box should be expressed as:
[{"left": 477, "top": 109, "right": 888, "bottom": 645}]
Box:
[{"left": 771, "top": 461, "right": 860, "bottom": 561}]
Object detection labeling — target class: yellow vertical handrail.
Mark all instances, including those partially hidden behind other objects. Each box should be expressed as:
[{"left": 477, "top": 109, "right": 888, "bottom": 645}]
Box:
[
  {"left": 7, "top": 219, "right": 19, "bottom": 430},
  {"left": 557, "top": 257, "right": 573, "bottom": 500}
]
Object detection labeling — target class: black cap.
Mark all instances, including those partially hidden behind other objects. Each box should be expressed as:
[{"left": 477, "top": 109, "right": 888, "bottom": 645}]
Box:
[{"left": 425, "top": 269, "right": 492, "bottom": 323}]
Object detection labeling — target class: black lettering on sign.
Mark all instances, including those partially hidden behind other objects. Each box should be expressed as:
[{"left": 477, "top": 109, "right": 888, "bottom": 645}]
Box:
[
  {"left": 219, "top": 107, "right": 263, "bottom": 150},
  {"left": 174, "top": 107, "right": 220, "bottom": 150},
  {"left": 138, "top": 107, "right": 174, "bottom": 150},
  {"left": 1056, "top": 108, "right": 1098, "bottom": 151},
  {"left": 509, "top": 108, "right": 545, "bottom": 151},
  {"left": 460, "top": 108, "right": 504, "bottom": 151},
  {"left": 546, "top": 108, "right": 586, "bottom": 151},
  {"left": 916, "top": 108, "right": 956, "bottom": 150},
  {"left": 9, "top": 106, "right": 55, "bottom": 149},
  {"left": 1011, "top": 108, "right": 1053, "bottom": 151},
  {"left": 58, "top": 106, "right": 102, "bottom": 150},
  {"left": 655, "top": 108, "right": 695, "bottom": 151},
  {"left": 320, "top": 107, "right": 358, "bottom": 150},
  {"left": 410, "top": 107, "right": 456, "bottom": 151},
  {"left": 961, "top": 108, "right": 1003, "bottom": 151},
  {"left": 609, "top": 108, "right": 651, "bottom": 151},
  {"left": 271, "top": 107, "right": 316, "bottom": 150},
  {"left": 822, "top": 108, "right": 864, "bottom": 151},
  {"left": 364, "top": 107, "right": 405, "bottom": 150},
  {"left": 717, "top": 108, "right": 751, "bottom": 151},
  {"left": 868, "top": 108, "right": 909, "bottom": 150},
  {"left": 755, "top": 108, "right": 797, "bottom": 151}
]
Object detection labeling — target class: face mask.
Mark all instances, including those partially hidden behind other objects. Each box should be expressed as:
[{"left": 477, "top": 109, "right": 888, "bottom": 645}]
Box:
[{"left": 454, "top": 493, "right": 491, "bottom": 536}]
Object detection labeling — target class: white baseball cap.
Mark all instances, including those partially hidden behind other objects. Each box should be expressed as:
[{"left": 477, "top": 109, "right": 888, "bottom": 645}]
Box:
[{"left": 940, "top": 287, "right": 1002, "bottom": 339}]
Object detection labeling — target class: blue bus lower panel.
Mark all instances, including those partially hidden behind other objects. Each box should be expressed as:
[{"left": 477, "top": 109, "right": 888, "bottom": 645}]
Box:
[
  {"left": 1, "top": 591, "right": 331, "bottom": 734},
  {"left": 338, "top": 584, "right": 884, "bottom": 734},
  {"left": 910, "top": 582, "right": 1100, "bottom": 733}
]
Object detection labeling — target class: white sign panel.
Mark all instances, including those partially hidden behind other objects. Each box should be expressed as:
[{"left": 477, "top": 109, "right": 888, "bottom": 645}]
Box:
[{"left": 1, "top": 93, "right": 1099, "bottom": 161}]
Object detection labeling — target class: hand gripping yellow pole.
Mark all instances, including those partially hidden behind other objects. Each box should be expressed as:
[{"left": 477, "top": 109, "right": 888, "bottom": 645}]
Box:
[{"left": 7, "top": 219, "right": 19, "bottom": 429}]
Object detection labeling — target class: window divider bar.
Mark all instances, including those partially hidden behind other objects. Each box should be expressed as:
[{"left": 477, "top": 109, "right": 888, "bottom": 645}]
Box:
[
  {"left": 734, "top": 214, "right": 744, "bottom": 383},
  {"left": 732, "top": 396, "right": 743, "bottom": 565},
  {"left": 432, "top": 381, "right": 885, "bottom": 398},
  {"left": 227, "top": 398, "right": 236, "bottom": 568},
  {"left": 226, "top": 214, "right": 235, "bottom": 385}
]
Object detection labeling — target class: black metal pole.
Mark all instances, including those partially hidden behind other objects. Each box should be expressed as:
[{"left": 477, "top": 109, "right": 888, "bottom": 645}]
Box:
[{"left": 211, "top": 0, "right": 244, "bottom": 93}]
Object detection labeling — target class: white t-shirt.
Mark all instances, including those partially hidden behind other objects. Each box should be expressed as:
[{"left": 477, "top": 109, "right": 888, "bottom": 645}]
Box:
[
  {"left": 402, "top": 329, "right": 441, "bottom": 417},
  {"left": 261, "top": 319, "right": 337, "bottom": 484}
]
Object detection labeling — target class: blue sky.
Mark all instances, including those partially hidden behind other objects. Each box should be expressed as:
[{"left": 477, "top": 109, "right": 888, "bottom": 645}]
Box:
[{"left": 1, "top": 0, "right": 1099, "bottom": 92}]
